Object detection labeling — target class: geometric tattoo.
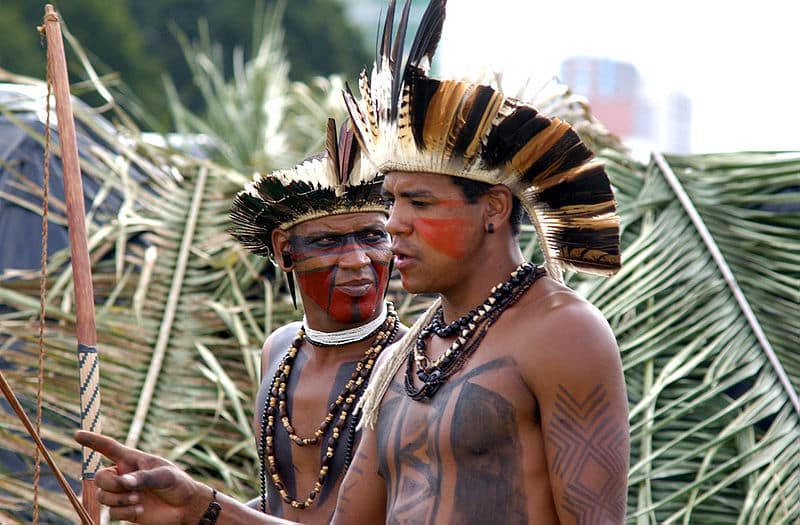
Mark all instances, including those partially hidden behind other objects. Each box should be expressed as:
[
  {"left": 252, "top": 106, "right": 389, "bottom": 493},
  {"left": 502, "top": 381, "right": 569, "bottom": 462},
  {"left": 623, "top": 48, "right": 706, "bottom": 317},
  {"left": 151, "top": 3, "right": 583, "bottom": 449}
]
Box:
[{"left": 546, "top": 384, "right": 627, "bottom": 523}]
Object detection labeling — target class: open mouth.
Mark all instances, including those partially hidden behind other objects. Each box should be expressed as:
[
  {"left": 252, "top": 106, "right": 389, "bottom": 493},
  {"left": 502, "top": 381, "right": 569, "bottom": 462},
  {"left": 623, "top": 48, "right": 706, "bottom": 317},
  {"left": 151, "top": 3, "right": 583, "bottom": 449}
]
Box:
[
  {"left": 392, "top": 245, "right": 415, "bottom": 270},
  {"left": 393, "top": 253, "right": 416, "bottom": 270}
]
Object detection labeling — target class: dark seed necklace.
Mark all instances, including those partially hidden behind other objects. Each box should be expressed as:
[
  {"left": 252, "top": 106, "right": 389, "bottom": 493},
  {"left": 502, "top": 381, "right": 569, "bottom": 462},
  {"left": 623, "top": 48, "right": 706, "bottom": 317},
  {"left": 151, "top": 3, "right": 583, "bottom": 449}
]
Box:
[
  {"left": 405, "top": 263, "right": 545, "bottom": 401},
  {"left": 259, "top": 303, "right": 399, "bottom": 512}
]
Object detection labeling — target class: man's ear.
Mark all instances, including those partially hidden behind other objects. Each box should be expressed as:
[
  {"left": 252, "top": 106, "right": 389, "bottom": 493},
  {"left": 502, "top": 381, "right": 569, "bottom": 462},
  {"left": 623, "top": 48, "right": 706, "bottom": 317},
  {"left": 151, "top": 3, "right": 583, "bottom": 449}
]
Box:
[
  {"left": 484, "top": 185, "right": 514, "bottom": 230},
  {"left": 272, "top": 229, "right": 292, "bottom": 270}
]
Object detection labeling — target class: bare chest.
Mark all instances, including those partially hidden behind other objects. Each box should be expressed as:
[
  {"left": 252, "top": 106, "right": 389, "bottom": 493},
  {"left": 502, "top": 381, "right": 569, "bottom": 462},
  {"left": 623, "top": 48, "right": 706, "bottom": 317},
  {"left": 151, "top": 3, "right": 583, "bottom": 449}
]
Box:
[
  {"left": 378, "top": 355, "right": 534, "bottom": 463},
  {"left": 375, "top": 355, "right": 542, "bottom": 523}
]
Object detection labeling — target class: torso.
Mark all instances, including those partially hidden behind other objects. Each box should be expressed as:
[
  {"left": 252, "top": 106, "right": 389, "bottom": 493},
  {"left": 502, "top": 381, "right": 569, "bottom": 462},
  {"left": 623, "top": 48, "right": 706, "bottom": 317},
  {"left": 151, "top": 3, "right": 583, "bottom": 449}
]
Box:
[
  {"left": 376, "top": 277, "right": 573, "bottom": 525},
  {"left": 255, "top": 319, "right": 407, "bottom": 524}
]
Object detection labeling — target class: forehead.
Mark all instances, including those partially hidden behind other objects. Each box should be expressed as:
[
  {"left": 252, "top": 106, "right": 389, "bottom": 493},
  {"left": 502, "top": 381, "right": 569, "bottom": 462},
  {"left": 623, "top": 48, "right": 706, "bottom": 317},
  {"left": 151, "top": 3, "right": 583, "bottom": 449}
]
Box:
[
  {"left": 383, "top": 171, "right": 462, "bottom": 196},
  {"left": 289, "top": 211, "right": 387, "bottom": 236}
]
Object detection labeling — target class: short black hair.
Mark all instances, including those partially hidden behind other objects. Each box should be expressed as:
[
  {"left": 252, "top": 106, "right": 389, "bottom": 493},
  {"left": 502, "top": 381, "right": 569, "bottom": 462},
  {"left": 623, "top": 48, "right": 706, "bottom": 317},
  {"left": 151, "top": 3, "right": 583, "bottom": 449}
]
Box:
[{"left": 450, "top": 177, "right": 524, "bottom": 235}]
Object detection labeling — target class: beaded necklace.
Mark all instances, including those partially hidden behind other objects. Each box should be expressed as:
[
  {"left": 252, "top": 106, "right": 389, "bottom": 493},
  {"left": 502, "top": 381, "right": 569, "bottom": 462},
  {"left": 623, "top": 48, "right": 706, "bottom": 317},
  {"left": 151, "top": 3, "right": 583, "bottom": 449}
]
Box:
[
  {"left": 302, "top": 302, "right": 388, "bottom": 347},
  {"left": 405, "top": 263, "right": 545, "bottom": 400},
  {"left": 258, "top": 303, "right": 399, "bottom": 512}
]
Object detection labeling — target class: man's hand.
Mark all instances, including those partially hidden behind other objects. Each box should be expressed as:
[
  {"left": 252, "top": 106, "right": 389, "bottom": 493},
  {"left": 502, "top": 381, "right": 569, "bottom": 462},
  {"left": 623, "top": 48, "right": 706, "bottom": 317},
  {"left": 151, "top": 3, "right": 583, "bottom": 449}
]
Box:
[{"left": 75, "top": 431, "right": 211, "bottom": 524}]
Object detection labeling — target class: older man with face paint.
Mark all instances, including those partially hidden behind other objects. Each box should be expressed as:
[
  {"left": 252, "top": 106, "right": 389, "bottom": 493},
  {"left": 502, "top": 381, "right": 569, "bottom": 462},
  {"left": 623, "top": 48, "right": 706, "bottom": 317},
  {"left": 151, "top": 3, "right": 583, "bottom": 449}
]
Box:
[
  {"left": 330, "top": 1, "right": 630, "bottom": 524},
  {"left": 73, "top": 119, "right": 408, "bottom": 525}
]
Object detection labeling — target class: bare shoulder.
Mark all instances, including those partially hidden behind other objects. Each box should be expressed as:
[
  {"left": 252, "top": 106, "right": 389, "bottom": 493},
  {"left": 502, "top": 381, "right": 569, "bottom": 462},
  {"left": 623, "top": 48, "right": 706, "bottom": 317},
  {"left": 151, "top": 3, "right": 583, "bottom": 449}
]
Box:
[
  {"left": 260, "top": 321, "right": 303, "bottom": 375},
  {"left": 507, "top": 276, "right": 620, "bottom": 385},
  {"left": 262, "top": 321, "right": 303, "bottom": 351}
]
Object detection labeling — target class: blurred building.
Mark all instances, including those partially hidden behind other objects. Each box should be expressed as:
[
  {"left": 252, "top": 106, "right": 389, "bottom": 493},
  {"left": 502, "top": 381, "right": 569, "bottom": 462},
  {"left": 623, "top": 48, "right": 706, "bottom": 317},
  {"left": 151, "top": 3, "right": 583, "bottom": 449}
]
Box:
[{"left": 561, "top": 56, "right": 692, "bottom": 155}]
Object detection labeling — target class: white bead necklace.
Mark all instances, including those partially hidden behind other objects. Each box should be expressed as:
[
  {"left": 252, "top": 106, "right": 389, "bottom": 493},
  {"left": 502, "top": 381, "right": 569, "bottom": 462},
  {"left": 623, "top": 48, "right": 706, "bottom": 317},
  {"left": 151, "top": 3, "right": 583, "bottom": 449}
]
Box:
[{"left": 303, "top": 302, "right": 389, "bottom": 346}]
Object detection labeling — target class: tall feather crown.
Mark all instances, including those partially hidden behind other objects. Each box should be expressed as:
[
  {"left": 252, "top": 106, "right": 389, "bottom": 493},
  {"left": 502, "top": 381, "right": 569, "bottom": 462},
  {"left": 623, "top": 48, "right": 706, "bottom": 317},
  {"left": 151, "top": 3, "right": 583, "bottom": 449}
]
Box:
[
  {"left": 229, "top": 118, "right": 387, "bottom": 259},
  {"left": 342, "top": 0, "right": 621, "bottom": 277}
]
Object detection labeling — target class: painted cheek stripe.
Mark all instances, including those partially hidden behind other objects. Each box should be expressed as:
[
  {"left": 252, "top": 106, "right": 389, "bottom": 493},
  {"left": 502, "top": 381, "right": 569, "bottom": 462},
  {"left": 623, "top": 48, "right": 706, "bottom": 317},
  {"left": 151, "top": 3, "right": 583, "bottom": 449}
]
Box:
[
  {"left": 414, "top": 217, "right": 469, "bottom": 259},
  {"left": 296, "top": 262, "right": 390, "bottom": 323}
]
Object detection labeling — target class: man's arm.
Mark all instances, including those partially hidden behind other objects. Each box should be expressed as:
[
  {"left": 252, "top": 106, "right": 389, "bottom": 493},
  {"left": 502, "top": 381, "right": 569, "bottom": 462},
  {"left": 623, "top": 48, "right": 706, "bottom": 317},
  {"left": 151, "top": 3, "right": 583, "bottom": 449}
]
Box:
[
  {"left": 521, "top": 294, "right": 630, "bottom": 524},
  {"left": 252, "top": 323, "right": 298, "bottom": 438},
  {"left": 331, "top": 425, "right": 387, "bottom": 524},
  {"left": 75, "top": 431, "right": 295, "bottom": 525}
]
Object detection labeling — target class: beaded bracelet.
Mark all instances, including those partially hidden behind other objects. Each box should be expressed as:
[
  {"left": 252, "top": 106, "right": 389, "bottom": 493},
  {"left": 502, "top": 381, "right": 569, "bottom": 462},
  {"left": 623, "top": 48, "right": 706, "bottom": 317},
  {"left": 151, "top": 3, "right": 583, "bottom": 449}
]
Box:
[{"left": 198, "top": 488, "right": 222, "bottom": 525}]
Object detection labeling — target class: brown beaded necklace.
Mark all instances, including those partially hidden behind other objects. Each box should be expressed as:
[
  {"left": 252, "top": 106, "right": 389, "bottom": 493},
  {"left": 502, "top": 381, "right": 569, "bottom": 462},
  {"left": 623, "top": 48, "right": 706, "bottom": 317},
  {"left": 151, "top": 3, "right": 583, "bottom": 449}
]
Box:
[
  {"left": 258, "top": 303, "right": 399, "bottom": 512},
  {"left": 405, "top": 263, "right": 545, "bottom": 400}
]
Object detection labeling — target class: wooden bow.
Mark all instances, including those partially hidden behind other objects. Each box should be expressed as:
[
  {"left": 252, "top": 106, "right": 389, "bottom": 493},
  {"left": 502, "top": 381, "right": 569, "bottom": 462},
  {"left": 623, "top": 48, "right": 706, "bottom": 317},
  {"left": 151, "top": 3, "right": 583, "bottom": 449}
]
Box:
[{"left": 41, "top": 4, "right": 103, "bottom": 523}]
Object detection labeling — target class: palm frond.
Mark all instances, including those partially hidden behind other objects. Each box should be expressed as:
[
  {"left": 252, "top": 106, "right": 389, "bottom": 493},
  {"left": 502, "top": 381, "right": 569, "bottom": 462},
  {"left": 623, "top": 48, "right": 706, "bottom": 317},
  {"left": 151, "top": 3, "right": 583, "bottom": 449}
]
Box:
[
  {"left": 163, "top": 0, "right": 299, "bottom": 173},
  {"left": 588, "top": 150, "right": 800, "bottom": 523}
]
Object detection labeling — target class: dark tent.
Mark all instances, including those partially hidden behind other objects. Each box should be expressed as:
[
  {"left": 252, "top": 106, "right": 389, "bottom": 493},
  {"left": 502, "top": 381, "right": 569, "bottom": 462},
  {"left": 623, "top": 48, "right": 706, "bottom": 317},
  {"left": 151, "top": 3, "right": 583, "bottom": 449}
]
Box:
[{"left": 0, "top": 83, "right": 129, "bottom": 274}]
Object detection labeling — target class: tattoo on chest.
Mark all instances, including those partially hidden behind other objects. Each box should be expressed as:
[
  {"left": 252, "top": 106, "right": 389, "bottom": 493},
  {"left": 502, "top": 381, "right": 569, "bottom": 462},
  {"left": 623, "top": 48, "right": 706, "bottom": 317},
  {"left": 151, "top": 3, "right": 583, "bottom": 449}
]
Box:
[
  {"left": 450, "top": 382, "right": 528, "bottom": 524},
  {"left": 379, "top": 358, "right": 529, "bottom": 524},
  {"left": 547, "top": 384, "right": 627, "bottom": 523}
]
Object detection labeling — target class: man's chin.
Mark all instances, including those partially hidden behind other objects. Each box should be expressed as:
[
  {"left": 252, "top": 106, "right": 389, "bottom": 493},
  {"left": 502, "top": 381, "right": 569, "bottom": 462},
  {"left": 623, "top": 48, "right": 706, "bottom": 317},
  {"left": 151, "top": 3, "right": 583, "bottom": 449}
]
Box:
[{"left": 399, "top": 275, "right": 429, "bottom": 295}]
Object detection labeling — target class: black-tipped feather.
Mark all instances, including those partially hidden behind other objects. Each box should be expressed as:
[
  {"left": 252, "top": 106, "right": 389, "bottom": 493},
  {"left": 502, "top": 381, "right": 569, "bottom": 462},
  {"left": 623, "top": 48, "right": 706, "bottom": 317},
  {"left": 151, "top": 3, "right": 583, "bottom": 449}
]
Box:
[
  {"left": 483, "top": 106, "right": 549, "bottom": 167},
  {"left": 451, "top": 85, "right": 496, "bottom": 158},
  {"left": 338, "top": 120, "right": 355, "bottom": 182},
  {"left": 406, "top": 0, "right": 447, "bottom": 71},
  {"left": 390, "top": 0, "right": 413, "bottom": 119},
  {"left": 520, "top": 130, "right": 587, "bottom": 185},
  {"left": 380, "top": 1, "right": 397, "bottom": 73},
  {"left": 409, "top": 74, "right": 441, "bottom": 148},
  {"left": 537, "top": 166, "right": 615, "bottom": 209}
]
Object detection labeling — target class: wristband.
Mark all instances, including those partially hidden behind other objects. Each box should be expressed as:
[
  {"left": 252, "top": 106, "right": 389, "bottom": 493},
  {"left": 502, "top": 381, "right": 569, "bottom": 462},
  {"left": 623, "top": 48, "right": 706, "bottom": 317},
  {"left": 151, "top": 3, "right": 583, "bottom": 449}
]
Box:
[{"left": 198, "top": 488, "right": 222, "bottom": 525}]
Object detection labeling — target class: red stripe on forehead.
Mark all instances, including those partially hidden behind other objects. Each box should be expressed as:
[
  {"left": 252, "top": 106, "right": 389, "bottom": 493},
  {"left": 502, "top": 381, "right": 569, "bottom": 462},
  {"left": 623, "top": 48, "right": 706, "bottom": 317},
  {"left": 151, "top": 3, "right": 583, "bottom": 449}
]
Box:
[{"left": 414, "top": 217, "right": 469, "bottom": 259}]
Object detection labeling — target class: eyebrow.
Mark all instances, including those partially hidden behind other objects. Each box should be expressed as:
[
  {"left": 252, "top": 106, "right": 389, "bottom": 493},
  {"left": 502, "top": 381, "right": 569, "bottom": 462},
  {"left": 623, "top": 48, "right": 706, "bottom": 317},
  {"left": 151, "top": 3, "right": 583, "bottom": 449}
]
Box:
[
  {"left": 299, "top": 224, "right": 386, "bottom": 241},
  {"left": 381, "top": 188, "right": 437, "bottom": 199}
]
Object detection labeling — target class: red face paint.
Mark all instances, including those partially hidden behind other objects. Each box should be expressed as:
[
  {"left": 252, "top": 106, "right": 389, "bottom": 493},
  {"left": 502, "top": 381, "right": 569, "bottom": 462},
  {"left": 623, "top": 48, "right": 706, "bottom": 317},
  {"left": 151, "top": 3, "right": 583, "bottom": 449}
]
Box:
[
  {"left": 290, "top": 225, "right": 392, "bottom": 324},
  {"left": 414, "top": 217, "right": 469, "bottom": 259},
  {"left": 296, "top": 261, "right": 389, "bottom": 323}
]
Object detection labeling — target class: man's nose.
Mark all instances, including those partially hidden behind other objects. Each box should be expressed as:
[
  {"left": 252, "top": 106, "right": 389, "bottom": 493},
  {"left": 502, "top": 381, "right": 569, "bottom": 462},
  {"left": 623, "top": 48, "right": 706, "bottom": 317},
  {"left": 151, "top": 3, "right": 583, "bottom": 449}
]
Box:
[
  {"left": 338, "top": 246, "right": 371, "bottom": 269},
  {"left": 386, "top": 205, "right": 411, "bottom": 236}
]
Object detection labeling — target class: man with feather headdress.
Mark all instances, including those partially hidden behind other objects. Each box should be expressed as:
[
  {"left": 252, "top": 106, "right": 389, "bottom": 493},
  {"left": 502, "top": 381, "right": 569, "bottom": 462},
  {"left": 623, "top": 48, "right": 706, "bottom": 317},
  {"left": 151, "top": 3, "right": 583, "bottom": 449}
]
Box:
[
  {"left": 75, "top": 119, "right": 409, "bottom": 525},
  {"left": 330, "top": 0, "right": 630, "bottom": 523}
]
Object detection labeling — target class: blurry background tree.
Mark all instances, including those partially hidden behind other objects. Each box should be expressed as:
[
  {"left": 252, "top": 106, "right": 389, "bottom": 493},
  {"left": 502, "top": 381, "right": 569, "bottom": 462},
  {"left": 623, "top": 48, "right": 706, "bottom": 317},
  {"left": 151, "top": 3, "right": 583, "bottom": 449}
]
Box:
[{"left": 0, "top": 0, "right": 370, "bottom": 130}]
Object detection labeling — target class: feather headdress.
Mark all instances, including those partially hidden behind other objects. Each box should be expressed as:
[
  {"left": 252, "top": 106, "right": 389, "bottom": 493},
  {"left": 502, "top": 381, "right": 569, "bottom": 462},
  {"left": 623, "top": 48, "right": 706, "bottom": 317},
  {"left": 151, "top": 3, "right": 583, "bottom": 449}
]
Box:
[
  {"left": 342, "top": 0, "right": 621, "bottom": 277},
  {"left": 229, "top": 118, "right": 387, "bottom": 259}
]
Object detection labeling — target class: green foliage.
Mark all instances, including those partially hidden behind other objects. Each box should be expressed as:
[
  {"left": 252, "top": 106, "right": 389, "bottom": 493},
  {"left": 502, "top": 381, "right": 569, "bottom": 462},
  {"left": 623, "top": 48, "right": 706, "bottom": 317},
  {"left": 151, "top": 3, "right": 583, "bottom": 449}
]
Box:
[
  {"left": 0, "top": 7, "right": 39, "bottom": 76},
  {"left": 587, "top": 150, "right": 800, "bottom": 523},
  {"left": 0, "top": 0, "right": 370, "bottom": 131},
  {"left": 0, "top": 0, "right": 164, "bottom": 119},
  {"left": 281, "top": 0, "right": 371, "bottom": 81},
  {"left": 1, "top": 7, "right": 798, "bottom": 524}
]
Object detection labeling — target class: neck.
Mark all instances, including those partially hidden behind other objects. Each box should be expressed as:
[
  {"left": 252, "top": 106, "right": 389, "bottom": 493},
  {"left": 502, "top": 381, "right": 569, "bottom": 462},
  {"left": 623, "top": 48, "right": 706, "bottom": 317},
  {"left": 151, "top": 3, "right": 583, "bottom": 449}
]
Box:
[
  {"left": 440, "top": 247, "right": 524, "bottom": 323},
  {"left": 303, "top": 302, "right": 388, "bottom": 347}
]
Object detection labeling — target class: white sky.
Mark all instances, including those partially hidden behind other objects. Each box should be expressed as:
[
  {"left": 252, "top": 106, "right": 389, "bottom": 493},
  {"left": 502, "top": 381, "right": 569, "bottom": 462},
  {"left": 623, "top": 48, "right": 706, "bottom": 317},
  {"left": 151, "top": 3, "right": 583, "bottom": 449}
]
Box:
[{"left": 437, "top": 0, "right": 800, "bottom": 153}]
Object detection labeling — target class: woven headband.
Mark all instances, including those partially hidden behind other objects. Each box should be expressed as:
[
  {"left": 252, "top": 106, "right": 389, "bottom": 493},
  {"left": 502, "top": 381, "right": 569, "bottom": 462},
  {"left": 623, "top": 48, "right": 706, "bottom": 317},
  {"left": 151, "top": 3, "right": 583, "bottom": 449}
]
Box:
[{"left": 229, "top": 118, "right": 387, "bottom": 259}]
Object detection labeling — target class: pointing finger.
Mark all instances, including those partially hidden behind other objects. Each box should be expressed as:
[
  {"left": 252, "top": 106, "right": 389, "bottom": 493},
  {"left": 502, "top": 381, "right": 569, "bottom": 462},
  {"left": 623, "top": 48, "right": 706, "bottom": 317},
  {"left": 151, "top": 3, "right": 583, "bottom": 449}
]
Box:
[{"left": 75, "top": 430, "right": 132, "bottom": 464}]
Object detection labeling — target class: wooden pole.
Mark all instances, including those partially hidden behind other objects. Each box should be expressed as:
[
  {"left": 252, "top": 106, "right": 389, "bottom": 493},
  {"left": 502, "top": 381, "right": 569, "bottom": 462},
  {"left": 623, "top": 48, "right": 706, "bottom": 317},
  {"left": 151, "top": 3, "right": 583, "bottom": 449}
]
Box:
[
  {"left": 41, "top": 5, "right": 101, "bottom": 524},
  {"left": 0, "top": 371, "right": 93, "bottom": 524}
]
